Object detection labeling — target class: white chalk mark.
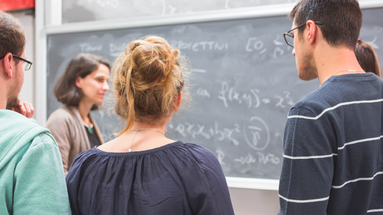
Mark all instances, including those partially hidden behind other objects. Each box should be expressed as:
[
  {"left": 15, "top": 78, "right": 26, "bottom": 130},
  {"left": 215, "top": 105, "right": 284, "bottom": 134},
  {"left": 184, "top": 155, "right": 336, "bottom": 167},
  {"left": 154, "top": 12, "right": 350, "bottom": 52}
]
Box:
[
  {"left": 225, "top": 0, "right": 230, "bottom": 9},
  {"left": 367, "top": 36, "right": 379, "bottom": 49},
  {"left": 262, "top": 98, "right": 270, "bottom": 104},
  {"left": 191, "top": 69, "right": 207, "bottom": 73}
]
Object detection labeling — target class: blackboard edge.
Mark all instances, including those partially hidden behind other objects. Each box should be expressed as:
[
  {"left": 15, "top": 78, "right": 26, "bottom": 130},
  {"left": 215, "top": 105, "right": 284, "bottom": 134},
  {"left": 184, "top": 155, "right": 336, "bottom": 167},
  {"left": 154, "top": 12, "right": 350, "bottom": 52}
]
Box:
[{"left": 227, "top": 177, "right": 279, "bottom": 190}]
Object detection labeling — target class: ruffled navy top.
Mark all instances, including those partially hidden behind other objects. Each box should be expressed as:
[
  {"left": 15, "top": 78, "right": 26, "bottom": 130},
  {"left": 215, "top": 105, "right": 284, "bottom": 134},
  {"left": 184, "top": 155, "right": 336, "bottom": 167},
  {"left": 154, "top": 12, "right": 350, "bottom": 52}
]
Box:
[{"left": 66, "top": 141, "right": 235, "bottom": 215}]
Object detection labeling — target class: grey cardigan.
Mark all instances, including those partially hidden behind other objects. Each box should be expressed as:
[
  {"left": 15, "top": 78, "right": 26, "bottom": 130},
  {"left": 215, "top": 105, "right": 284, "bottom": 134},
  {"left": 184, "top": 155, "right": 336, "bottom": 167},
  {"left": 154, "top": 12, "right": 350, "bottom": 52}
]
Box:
[{"left": 46, "top": 106, "right": 104, "bottom": 175}]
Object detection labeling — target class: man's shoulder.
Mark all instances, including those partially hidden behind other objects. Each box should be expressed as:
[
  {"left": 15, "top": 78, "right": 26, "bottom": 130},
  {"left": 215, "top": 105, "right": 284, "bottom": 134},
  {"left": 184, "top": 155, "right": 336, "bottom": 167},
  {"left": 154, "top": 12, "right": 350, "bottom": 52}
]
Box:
[
  {"left": 290, "top": 88, "right": 328, "bottom": 116},
  {"left": 32, "top": 132, "right": 56, "bottom": 145}
]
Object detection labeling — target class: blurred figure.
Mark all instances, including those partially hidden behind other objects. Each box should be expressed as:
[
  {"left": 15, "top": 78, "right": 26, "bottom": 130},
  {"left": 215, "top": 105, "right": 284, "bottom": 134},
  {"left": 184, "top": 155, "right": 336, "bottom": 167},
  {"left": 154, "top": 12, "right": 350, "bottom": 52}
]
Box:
[
  {"left": 0, "top": 11, "right": 70, "bottom": 214},
  {"left": 355, "top": 39, "right": 381, "bottom": 77},
  {"left": 66, "top": 36, "right": 234, "bottom": 215},
  {"left": 47, "top": 53, "right": 110, "bottom": 175}
]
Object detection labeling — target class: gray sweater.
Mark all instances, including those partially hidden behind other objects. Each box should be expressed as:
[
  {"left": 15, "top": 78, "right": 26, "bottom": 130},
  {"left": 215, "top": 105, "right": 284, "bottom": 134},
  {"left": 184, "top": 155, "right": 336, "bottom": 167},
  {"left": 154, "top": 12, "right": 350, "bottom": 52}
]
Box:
[{"left": 46, "top": 106, "right": 104, "bottom": 175}]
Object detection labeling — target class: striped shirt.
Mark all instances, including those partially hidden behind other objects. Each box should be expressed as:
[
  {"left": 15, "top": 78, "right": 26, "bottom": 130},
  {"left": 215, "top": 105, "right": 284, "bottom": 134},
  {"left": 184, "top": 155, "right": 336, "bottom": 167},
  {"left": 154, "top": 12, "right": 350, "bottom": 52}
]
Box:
[{"left": 279, "top": 73, "right": 383, "bottom": 215}]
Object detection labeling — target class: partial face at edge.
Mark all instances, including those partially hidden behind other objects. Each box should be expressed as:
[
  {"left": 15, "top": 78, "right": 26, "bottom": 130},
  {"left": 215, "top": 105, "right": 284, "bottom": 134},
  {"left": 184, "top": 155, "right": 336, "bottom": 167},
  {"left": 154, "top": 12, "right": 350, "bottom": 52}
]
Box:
[
  {"left": 291, "top": 21, "right": 318, "bottom": 81},
  {"left": 6, "top": 51, "right": 26, "bottom": 109}
]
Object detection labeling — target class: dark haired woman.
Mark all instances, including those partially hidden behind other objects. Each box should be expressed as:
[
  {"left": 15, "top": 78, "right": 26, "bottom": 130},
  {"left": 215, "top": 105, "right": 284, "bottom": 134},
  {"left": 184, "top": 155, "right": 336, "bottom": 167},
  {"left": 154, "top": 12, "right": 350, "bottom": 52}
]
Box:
[
  {"left": 355, "top": 39, "right": 382, "bottom": 77},
  {"left": 66, "top": 36, "right": 234, "bottom": 215},
  {"left": 46, "top": 53, "right": 110, "bottom": 175}
]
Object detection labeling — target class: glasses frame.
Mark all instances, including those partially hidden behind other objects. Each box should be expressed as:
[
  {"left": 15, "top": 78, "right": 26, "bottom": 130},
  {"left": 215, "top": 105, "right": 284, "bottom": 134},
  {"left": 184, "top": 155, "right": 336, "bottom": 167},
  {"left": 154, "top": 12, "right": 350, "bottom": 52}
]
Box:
[
  {"left": 0, "top": 53, "right": 33, "bottom": 71},
  {"left": 283, "top": 21, "right": 324, "bottom": 48},
  {"left": 12, "top": 54, "right": 33, "bottom": 71}
]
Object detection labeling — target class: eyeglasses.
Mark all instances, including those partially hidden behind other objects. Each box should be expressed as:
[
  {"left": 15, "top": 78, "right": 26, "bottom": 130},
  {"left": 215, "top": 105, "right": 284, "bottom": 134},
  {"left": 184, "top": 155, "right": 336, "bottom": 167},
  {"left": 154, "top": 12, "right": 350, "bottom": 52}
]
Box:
[
  {"left": 283, "top": 22, "right": 324, "bottom": 48},
  {"left": 12, "top": 55, "right": 33, "bottom": 71},
  {"left": 0, "top": 54, "right": 33, "bottom": 71}
]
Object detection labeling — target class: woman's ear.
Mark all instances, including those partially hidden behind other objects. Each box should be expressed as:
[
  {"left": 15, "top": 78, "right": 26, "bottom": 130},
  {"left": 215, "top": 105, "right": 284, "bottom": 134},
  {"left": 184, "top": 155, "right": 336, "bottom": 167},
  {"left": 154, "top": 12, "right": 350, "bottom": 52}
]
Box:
[
  {"left": 174, "top": 92, "right": 182, "bottom": 111},
  {"left": 75, "top": 76, "right": 83, "bottom": 88},
  {"left": 115, "top": 90, "right": 120, "bottom": 99}
]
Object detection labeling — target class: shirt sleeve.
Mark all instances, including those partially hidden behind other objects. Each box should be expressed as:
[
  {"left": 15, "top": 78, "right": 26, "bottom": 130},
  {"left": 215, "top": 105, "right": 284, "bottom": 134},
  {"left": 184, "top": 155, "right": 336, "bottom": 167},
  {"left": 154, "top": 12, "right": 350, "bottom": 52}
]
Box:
[
  {"left": 13, "top": 133, "right": 71, "bottom": 215},
  {"left": 182, "top": 148, "right": 235, "bottom": 215},
  {"left": 279, "top": 106, "right": 336, "bottom": 215},
  {"left": 47, "top": 115, "right": 72, "bottom": 175}
]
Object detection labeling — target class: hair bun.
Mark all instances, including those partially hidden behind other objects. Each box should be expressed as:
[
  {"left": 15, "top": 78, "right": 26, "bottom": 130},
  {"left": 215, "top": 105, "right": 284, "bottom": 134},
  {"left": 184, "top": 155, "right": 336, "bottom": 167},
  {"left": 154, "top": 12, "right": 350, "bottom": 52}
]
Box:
[
  {"left": 112, "top": 35, "right": 187, "bottom": 135},
  {"left": 128, "top": 41, "right": 144, "bottom": 52}
]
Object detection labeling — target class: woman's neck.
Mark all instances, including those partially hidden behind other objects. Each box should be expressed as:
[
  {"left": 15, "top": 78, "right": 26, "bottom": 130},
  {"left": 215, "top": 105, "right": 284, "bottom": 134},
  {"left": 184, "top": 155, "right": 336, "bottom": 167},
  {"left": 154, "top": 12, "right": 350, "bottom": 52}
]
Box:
[
  {"left": 130, "top": 121, "right": 167, "bottom": 134},
  {"left": 77, "top": 99, "right": 93, "bottom": 125}
]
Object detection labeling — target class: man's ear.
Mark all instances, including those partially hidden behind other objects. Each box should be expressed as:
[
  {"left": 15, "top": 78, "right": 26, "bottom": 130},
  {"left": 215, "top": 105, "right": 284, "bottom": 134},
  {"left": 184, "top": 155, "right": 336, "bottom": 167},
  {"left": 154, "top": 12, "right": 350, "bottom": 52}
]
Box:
[
  {"left": 115, "top": 90, "right": 120, "bottom": 99},
  {"left": 306, "top": 20, "right": 318, "bottom": 45},
  {"left": 2, "top": 53, "right": 14, "bottom": 78}
]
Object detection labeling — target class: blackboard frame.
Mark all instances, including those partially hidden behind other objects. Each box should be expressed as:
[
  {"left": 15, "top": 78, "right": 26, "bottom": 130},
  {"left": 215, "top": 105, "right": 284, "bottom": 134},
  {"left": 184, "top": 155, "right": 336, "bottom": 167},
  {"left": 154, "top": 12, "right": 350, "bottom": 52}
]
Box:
[{"left": 35, "top": 0, "right": 383, "bottom": 190}]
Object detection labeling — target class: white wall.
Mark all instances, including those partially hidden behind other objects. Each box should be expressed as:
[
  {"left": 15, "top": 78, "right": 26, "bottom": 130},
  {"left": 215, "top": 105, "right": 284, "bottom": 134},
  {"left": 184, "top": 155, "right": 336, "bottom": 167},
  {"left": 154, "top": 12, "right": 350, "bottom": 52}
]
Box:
[
  {"left": 11, "top": 10, "right": 35, "bottom": 112},
  {"left": 230, "top": 188, "right": 279, "bottom": 215}
]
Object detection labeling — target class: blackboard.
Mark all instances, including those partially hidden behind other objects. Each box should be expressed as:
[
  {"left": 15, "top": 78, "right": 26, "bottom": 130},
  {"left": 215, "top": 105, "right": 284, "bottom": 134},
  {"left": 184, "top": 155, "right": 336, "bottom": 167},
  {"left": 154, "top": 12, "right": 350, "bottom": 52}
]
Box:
[
  {"left": 62, "top": 0, "right": 299, "bottom": 23},
  {"left": 47, "top": 8, "right": 383, "bottom": 181}
]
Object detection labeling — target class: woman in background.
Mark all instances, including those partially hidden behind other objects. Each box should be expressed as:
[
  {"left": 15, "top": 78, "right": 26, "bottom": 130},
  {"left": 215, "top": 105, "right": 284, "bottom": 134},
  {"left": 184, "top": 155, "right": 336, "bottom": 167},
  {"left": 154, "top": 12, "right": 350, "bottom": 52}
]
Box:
[
  {"left": 66, "top": 36, "right": 234, "bottom": 215},
  {"left": 47, "top": 53, "right": 110, "bottom": 175},
  {"left": 355, "top": 39, "right": 381, "bottom": 77}
]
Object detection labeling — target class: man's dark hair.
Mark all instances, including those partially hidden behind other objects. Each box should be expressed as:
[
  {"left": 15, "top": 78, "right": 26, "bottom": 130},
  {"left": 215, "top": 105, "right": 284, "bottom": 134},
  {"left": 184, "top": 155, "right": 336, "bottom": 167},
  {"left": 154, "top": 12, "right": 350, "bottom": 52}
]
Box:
[
  {"left": 53, "top": 53, "right": 110, "bottom": 110},
  {"left": 0, "top": 11, "right": 25, "bottom": 61},
  {"left": 289, "top": 0, "right": 362, "bottom": 50}
]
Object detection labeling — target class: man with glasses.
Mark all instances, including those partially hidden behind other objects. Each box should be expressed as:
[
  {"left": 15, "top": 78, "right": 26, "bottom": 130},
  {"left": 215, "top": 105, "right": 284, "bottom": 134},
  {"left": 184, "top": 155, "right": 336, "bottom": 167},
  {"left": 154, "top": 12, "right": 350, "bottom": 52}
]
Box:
[
  {"left": 0, "top": 11, "right": 70, "bottom": 214},
  {"left": 279, "top": 0, "right": 383, "bottom": 214}
]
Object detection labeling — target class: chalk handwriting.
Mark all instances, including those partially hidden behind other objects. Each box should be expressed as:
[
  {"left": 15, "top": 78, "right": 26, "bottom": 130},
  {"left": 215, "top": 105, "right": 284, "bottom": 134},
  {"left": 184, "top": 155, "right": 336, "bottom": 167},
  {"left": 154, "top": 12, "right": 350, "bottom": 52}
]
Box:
[
  {"left": 244, "top": 116, "right": 270, "bottom": 151},
  {"left": 245, "top": 37, "right": 267, "bottom": 53},
  {"left": 218, "top": 82, "right": 260, "bottom": 108},
  {"left": 171, "top": 40, "right": 229, "bottom": 51},
  {"left": 109, "top": 43, "right": 127, "bottom": 54},
  {"left": 217, "top": 82, "right": 294, "bottom": 109},
  {"left": 196, "top": 87, "right": 211, "bottom": 98},
  {"left": 216, "top": 150, "right": 226, "bottom": 165},
  {"left": 168, "top": 121, "right": 241, "bottom": 145},
  {"left": 235, "top": 152, "right": 280, "bottom": 165},
  {"left": 367, "top": 36, "right": 379, "bottom": 49},
  {"left": 79, "top": 43, "right": 103, "bottom": 52}
]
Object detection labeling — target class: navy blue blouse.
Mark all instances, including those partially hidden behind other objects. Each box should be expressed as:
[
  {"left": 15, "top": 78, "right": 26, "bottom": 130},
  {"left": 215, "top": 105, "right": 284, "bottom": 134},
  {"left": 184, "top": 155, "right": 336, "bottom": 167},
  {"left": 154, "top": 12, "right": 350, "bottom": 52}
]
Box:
[{"left": 66, "top": 141, "right": 235, "bottom": 215}]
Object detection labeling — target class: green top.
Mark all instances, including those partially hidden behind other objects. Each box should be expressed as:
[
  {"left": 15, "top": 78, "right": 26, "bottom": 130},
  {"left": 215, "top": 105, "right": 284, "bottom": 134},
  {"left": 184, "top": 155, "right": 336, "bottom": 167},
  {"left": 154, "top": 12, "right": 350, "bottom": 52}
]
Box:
[{"left": 0, "top": 110, "right": 71, "bottom": 215}]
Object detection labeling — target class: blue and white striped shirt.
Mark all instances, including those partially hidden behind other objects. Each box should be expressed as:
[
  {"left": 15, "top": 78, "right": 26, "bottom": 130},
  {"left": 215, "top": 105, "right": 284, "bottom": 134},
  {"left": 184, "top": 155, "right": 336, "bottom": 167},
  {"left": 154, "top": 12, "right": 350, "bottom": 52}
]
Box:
[{"left": 279, "top": 73, "right": 383, "bottom": 214}]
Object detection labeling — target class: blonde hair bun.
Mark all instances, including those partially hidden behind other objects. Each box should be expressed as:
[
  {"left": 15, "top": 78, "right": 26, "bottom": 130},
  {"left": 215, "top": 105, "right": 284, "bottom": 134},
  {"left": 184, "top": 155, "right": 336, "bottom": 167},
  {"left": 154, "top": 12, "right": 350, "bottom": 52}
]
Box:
[{"left": 113, "top": 36, "right": 186, "bottom": 134}]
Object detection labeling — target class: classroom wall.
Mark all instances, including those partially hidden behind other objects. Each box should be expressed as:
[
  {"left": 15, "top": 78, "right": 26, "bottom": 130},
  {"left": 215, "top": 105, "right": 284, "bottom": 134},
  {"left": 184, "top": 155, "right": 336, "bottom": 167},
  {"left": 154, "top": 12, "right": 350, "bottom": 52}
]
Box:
[{"left": 12, "top": 10, "right": 35, "bottom": 112}]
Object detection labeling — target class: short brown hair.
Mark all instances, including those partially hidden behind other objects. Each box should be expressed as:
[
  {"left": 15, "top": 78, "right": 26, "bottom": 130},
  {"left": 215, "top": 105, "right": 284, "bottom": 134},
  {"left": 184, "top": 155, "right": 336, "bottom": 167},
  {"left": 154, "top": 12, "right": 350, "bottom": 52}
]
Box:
[
  {"left": 289, "top": 0, "right": 362, "bottom": 50},
  {"left": 355, "top": 40, "right": 381, "bottom": 77},
  {"left": 0, "top": 11, "right": 25, "bottom": 60},
  {"left": 54, "top": 53, "right": 111, "bottom": 110},
  {"left": 113, "top": 36, "right": 188, "bottom": 134}
]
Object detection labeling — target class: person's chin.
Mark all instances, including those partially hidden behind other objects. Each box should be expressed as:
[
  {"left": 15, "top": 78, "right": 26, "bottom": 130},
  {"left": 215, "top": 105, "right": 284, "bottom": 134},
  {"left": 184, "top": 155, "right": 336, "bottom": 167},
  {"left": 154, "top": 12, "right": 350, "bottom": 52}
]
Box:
[{"left": 6, "top": 97, "right": 19, "bottom": 110}]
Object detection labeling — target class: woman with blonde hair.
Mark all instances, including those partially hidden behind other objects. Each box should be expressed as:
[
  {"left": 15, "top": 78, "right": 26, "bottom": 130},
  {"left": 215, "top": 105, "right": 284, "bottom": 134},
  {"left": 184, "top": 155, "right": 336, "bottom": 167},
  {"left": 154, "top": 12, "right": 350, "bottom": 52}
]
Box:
[
  {"left": 66, "top": 36, "right": 234, "bottom": 215},
  {"left": 355, "top": 39, "right": 381, "bottom": 77}
]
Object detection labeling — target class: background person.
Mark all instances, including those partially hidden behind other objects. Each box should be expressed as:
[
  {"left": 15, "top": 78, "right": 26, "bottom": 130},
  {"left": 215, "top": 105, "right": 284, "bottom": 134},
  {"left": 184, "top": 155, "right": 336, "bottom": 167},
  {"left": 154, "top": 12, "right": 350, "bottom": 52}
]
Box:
[
  {"left": 0, "top": 10, "right": 70, "bottom": 214},
  {"left": 355, "top": 39, "right": 382, "bottom": 77},
  {"left": 46, "top": 53, "right": 110, "bottom": 175},
  {"left": 66, "top": 36, "right": 235, "bottom": 215}
]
